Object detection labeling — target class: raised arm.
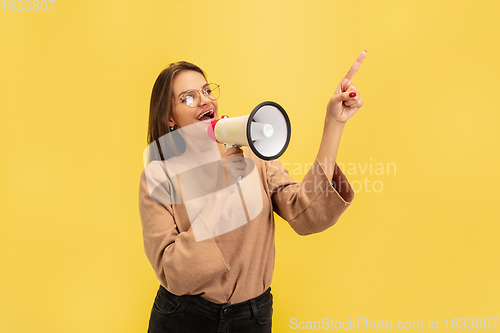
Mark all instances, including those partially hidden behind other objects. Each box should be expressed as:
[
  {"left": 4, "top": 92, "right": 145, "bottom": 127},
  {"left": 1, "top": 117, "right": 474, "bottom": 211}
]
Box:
[
  {"left": 317, "top": 50, "right": 367, "bottom": 181},
  {"left": 267, "top": 51, "right": 367, "bottom": 235}
]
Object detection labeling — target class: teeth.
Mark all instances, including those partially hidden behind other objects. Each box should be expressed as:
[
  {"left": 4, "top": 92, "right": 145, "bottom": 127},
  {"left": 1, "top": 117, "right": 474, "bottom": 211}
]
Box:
[{"left": 197, "top": 109, "right": 214, "bottom": 120}]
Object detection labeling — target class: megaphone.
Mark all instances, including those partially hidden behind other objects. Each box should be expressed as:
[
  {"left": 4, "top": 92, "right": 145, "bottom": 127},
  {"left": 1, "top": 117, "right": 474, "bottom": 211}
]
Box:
[{"left": 208, "top": 101, "right": 291, "bottom": 160}]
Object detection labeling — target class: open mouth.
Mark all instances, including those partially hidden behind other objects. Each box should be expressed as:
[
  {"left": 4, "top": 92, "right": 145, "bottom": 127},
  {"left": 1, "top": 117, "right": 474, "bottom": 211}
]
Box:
[{"left": 197, "top": 109, "right": 215, "bottom": 121}]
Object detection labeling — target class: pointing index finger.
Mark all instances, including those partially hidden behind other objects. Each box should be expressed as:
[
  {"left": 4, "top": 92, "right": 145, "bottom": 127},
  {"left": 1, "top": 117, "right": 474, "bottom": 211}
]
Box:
[{"left": 344, "top": 50, "right": 367, "bottom": 83}]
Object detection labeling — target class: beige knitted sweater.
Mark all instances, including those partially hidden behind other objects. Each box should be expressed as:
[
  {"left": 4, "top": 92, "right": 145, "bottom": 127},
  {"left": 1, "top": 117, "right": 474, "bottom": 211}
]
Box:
[{"left": 138, "top": 145, "right": 354, "bottom": 304}]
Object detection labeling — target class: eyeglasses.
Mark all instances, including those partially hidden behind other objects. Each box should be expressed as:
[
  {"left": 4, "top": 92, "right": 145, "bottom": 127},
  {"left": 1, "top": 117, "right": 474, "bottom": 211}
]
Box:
[{"left": 174, "top": 83, "right": 220, "bottom": 108}]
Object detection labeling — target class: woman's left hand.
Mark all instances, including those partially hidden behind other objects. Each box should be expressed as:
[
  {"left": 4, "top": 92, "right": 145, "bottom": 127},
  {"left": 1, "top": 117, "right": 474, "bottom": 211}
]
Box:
[{"left": 327, "top": 50, "right": 367, "bottom": 124}]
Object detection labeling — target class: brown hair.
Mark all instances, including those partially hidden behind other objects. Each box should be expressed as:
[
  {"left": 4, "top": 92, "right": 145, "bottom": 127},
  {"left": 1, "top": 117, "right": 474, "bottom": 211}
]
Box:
[{"left": 147, "top": 61, "right": 207, "bottom": 160}]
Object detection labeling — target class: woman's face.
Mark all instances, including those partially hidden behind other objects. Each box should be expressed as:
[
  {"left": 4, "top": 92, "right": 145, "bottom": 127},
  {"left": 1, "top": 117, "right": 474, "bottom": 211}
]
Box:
[{"left": 169, "top": 70, "right": 219, "bottom": 129}]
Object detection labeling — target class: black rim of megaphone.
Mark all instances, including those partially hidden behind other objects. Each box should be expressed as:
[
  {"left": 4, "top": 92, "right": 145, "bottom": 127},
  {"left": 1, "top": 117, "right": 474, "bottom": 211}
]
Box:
[{"left": 247, "top": 101, "right": 291, "bottom": 161}]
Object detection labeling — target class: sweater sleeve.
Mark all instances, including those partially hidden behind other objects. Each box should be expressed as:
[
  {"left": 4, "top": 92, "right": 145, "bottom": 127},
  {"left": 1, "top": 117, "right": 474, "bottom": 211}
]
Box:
[
  {"left": 266, "top": 158, "right": 355, "bottom": 236},
  {"left": 138, "top": 164, "right": 230, "bottom": 296}
]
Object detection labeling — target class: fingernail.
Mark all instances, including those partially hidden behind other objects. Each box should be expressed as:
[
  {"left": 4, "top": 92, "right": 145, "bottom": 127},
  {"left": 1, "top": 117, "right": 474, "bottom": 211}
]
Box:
[{"left": 349, "top": 92, "right": 357, "bottom": 98}]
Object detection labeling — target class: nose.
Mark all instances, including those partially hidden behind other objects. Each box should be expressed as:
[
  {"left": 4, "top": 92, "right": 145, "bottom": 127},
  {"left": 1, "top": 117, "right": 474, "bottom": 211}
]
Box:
[{"left": 198, "top": 90, "right": 211, "bottom": 106}]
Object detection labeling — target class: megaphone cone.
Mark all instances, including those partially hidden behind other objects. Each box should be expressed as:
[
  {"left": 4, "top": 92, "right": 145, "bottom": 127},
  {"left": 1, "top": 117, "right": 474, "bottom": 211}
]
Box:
[{"left": 208, "top": 101, "right": 291, "bottom": 160}]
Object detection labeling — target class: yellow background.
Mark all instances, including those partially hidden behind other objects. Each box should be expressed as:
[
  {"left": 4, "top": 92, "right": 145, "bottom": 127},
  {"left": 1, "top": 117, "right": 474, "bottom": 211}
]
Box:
[{"left": 1, "top": 0, "right": 499, "bottom": 332}]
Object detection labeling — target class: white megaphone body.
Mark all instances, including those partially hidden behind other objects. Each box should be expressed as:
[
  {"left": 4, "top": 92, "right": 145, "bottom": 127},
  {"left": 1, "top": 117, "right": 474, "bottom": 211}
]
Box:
[{"left": 208, "top": 101, "right": 291, "bottom": 160}]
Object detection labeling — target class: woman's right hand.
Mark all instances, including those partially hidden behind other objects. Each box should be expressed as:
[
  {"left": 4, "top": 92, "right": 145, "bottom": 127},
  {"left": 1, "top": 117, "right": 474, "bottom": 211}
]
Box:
[{"left": 222, "top": 147, "right": 247, "bottom": 186}]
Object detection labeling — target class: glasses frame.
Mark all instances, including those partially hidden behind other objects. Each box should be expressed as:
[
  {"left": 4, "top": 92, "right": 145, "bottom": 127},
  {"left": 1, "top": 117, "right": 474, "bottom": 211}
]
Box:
[{"left": 173, "top": 83, "right": 220, "bottom": 108}]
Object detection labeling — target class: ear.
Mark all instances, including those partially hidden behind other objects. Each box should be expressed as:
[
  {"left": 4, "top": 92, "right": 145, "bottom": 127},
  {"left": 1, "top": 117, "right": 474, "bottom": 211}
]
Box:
[{"left": 168, "top": 118, "right": 176, "bottom": 128}]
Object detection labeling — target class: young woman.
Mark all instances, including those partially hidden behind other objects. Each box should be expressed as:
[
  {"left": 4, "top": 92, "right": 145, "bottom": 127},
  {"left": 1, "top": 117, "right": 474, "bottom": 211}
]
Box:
[{"left": 139, "top": 51, "right": 366, "bottom": 333}]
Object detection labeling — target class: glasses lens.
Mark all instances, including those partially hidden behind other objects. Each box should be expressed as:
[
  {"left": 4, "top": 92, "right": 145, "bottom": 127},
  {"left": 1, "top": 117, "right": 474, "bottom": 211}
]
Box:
[
  {"left": 183, "top": 91, "right": 199, "bottom": 108},
  {"left": 205, "top": 83, "right": 220, "bottom": 100}
]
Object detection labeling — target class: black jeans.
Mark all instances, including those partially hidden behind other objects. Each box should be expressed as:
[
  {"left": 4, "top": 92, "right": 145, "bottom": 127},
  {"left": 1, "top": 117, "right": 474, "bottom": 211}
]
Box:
[{"left": 147, "top": 285, "right": 273, "bottom": 333}]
